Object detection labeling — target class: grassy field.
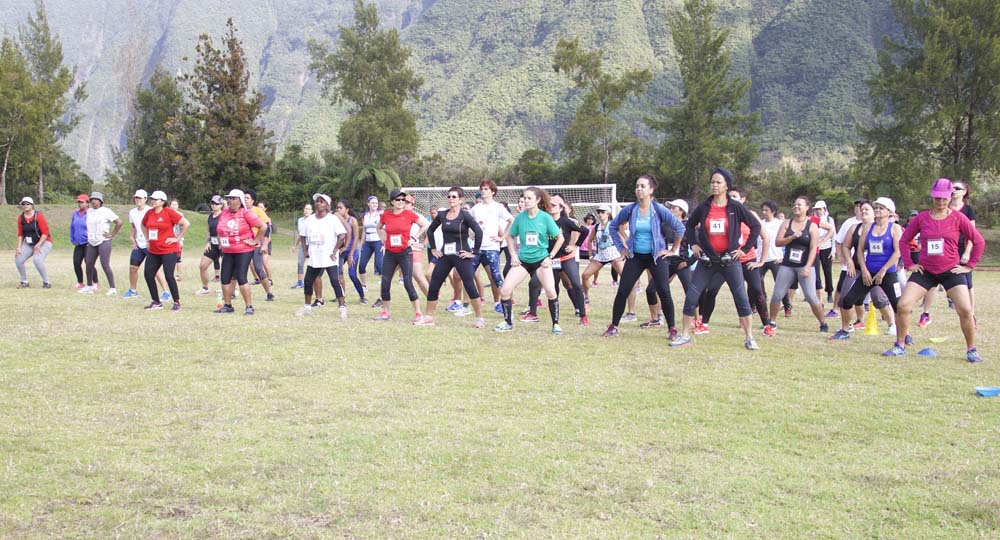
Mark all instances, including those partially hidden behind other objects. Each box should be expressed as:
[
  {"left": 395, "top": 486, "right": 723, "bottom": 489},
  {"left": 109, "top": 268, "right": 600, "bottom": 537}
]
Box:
[{"left": 1, "top": 207, "right": 999, "bottom": 538}]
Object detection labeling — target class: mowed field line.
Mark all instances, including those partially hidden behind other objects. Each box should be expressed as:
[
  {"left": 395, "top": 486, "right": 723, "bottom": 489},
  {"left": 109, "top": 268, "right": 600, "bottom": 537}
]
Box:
[{"left": 1, "top": 251, "right": 998, "bottom": 539}]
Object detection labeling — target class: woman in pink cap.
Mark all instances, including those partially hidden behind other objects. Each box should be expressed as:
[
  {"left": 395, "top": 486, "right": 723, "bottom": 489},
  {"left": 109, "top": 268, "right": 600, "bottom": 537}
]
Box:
[{"left": 889, "top": 179, "right": 985, "bottom": 361}]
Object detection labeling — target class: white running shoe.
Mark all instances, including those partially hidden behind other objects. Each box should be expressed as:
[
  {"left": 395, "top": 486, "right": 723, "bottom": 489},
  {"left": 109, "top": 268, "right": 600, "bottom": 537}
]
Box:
[
  {"left": 195, "top": 287, "right": 211, "bottom": 296},
  {"left": 295, "top": 305, "right": 314, "bottom": 316},
  {"left": 78, "top": 286, "right": 94, "bottom": 294},
  {"left": 339, "top": 305, "right": 348, "bottom": 320},
  {"left": 105, "top": 288, "right": 117, "bottom": 296}
]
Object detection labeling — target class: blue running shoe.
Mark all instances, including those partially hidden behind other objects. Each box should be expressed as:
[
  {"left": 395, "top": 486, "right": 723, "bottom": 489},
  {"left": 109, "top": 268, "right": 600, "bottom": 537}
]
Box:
[
  {"left": 883, "top": 343, "right": 906, "bottom": 357},
  {"left": 160, "top": 291, "right": 171, "bottom": 302},
  {"left": 494, "top": 322, "right": 513, "bottom": 332},
  {"left": 445, "top": 301, "right": 462, "bottom": 313},
  {"left": 494, "top": 302, "right": 504, "bottom": 314},
  {"left": 829, "top": 329, "right": 851, "bottom": 340},
  {"left": 967, "top": 348, "right": 983, "bottom": 363},
  {"left": 670, "top": 335, "right": 692, "bottom": 347},
  {"left": 121, "top": 289, "right": 138, "bottom": 299}
]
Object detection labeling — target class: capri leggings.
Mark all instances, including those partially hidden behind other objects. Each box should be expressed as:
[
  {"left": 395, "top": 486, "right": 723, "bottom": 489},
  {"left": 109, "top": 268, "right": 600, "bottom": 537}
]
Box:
[
  {"left": 145, "top": 252, "right": 179, "bottom": 303},
  {"left": 528, "top": 258, "right": 586, "bottom": 316},
  {"left": 85, "top": 240, "right": 115, "bottom": 288},
  {"left": 699, "top": 262, "right": 769, "bottom": 326},
  {"left": 381, "top": 248, "right": 419, "bottom": 302},
  {"left": 427, "top": 254, "right": 480, "bottom": 302},
  {"left": 840, "top": 272, "right": 899, "bottom": 312},
  {"left": 221, "top": 251, "right": 254, "bottom": 286},
  {"left": 683, "top": 261, "right": 752, "bottom": 318},
  {"left": 251, "top": 246, "right": 268, "bottom": 281},
  {"left": 296, "top": 242, "right": 307, "bottom": 275},
  {"left": 304, "top": 265, "right": 344, "bottom": 299},
  {"left": 763, "top": 260, "right": 790, "bottom": 309},
  {"left": 771, "top": 265, "right": 820, "bottom": 307},
  {"left": 838, "top": 272, "right": 890, "bottom": 309},
  {"left": 359, "top": 240, "right": 384, "bottom": 275}
]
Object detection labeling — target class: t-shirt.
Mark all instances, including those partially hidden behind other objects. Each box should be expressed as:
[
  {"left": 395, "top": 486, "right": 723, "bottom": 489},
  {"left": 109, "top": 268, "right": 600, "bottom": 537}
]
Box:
[
  {"left": 760, "top": 218, "right": 783, "bottom": 262},
  {"left": 834, "top": 216, "right": 861, "bottom": 245},
  {"left": 86, "top": 206, "right": 119, "bottom": 246},
  {"left": 297, "top": 216, "right": 308, "bottom": 237},
  {"left": 380, "top": 210, "right": 422, "bottom": 254},
  {"left": 251, "top": 206, "right": 270, "bottom": 236},
  {"left": 129, "top": 206, "right": 151, "bottom": 249},
  {"left": 471, "top": 200, "right": 512, "bottom": 251},
  {"left": 901, "top": 210, "right": 984, "bottom": 273},
  {"left": 217, "top": 207, "right": 263, "bottom": 254},
  {"left": 706, "top": 203, "right": 729, "bottom": 256},
  {"left": 509, "top": 210, "right": 560, "bottom": 264},
  {"left": 738, "top": 222, "right": 756, "bottom": 263},
  {"left": 305, "top": 213, "right": 347, "bottom": 268},
  {"left": 815, "top": 214, "right": 835, "bottom": 249},
  {"left": 141, "top": 207, "right": 183, "bottom": 255}
]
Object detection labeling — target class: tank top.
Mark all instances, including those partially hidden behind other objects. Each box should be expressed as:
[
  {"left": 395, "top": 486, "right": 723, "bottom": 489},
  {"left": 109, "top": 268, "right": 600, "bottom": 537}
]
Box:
[
  {"left": 864, "top": 223, "right": 896, "bottom": 274},
  {"left": 781, "top": 220, "right": 811, "bottom": 268},
  {"left": 207, "top": 213, "right": 220, "bottom": 245},
  {"left": 363, "top": 212, "right": 380, "bottom": 241}
]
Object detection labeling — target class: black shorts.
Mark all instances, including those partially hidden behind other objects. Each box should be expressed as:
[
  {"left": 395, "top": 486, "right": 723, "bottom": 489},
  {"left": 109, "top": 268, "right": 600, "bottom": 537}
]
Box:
[
  {"left": 130, "top": 247, "right": 148, "bottom": 267},
  {"left": 203, "top": 244, "right": 222, "bottom": 262},
  {"left": 520, "top": 259, "right": 546, "bottom": 275},
  {"left": 907, "top": 268, "right": 968, "bottom": 291}
]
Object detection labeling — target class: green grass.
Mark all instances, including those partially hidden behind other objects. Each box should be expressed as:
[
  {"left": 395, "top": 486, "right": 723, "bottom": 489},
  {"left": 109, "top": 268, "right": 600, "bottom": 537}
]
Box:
[{"left": 1, "top": 233, "right": 999, "bottom": 537}]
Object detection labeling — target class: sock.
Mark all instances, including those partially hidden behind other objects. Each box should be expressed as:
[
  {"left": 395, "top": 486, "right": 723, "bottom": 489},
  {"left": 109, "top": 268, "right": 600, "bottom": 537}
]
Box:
[
  {"left": 548, "top": 298, "right": 559, "bottom": 325},
  {"left": 502, "top": 299, "right": 512, "bottom": 325}
]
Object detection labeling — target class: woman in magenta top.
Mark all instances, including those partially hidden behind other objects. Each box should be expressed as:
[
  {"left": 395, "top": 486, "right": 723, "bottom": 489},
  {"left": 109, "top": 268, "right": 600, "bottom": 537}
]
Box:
[
  {"left": 140, "top": 190, "right": 190, "bottom": 310},
  {"left": 374, "top": 188, "right": 429, "bottom": 321},
  {"left": 890, "top": 178, "right": 985, "bottom": 361},
  {"left": 215, "top": 189, "right": 267, "bottom": 315}
]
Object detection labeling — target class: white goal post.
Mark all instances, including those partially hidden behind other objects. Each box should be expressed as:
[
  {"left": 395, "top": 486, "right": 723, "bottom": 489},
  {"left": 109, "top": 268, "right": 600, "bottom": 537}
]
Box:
[{"left": 402, "top": 184, "right": 619, "bottom": 219}]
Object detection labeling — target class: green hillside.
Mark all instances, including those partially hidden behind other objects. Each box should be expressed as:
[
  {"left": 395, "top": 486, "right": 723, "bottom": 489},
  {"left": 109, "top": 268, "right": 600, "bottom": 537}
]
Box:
[{"left": 0, "top": 0, "right": 898, "bottom": 179}]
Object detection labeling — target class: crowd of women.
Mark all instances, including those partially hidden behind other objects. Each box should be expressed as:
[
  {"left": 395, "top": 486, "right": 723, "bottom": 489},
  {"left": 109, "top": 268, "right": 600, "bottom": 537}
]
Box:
[{"left": 12, "top": 172, "right": 986, "bottom": 361}]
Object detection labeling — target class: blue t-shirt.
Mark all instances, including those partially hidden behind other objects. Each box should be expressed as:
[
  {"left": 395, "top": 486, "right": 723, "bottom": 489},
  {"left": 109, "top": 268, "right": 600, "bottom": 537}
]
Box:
[{"left": 633, "top": 209, "right": 653, "bottom": 254}]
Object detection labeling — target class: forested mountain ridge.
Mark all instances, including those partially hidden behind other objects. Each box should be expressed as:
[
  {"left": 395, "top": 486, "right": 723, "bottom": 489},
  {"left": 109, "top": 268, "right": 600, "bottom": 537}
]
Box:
[{"left": 1, "top": 0, "right": 898, "bottom": 179}]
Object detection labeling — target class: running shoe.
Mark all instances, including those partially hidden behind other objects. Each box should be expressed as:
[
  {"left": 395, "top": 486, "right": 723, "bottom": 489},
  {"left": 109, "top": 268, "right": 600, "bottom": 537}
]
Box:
[
  {"left": 763, "top": 324, "right": 777, "bottom": 338},
  {"left": 639, "top": 318, "right": 662, "bottom": 329},
  {"left": 42, "top": 282, "right": 51, "bottom": 289},
  {"left": 519, "top": 308, "right": 533, "bottom": 317},
  {"left": 494, "top": 302, "right": 503, "bottom": 314},
  {"left": 917, "top": 312, "right": 931, "bottom": 327},
  {"left": 266, "top": 293, "right": 275, "bottom": 302},
  {"left": 882, "top": 343, "right": 906, "bottom": 357},
  {"left": 693, "top": 322, "right": 710, "bottom": 335},
  {"left": 245, "top": 306, "right": 255, "bottom": 316},
  {"left": 825, "top": 309, "right": 838, "bottom": 319},
  {"left": 413, "top": 315, "right": 435, "bottom": 326},
  {"left": 373, "top": 311, "right": 391, "bottom": 321},
  {"left": 195, "top": 287, "right": 211, "bottom": 296},
  {"left": 453, "top": 305, "right": 473, "bottom": 317},
  {"left": 621, "top": 312, "right": 637, "bottom": 323},
  {"left": 72, "top": 283, "right": 85, "bottom": 290},
  {"left": 784, "top": 306, "right": 792, "bottom": 317},
  {"left": 445, "top": 301, "right": 462, "bottom": 313},
  {"left": 669, "top": 334, "right": 692, "bottom": 347},
  {"left": 290, "top": 280, "right": 303, "bottom": 289},
  {"left": 312, "top": 299, "right": 325, "bottom": 308},
  {"left": 474, "top": 318, "right": 486, "bottom": 329},
  {"left": 214, "top": 304, "right": 235, "bottom": 314},
  {"left": 171, "top": 302, "right": 181, "bottom": 312},
  {"left": 967, "top": 348, "right": 983, "bottom": 363},
  {"left": 819, "top": 323, "right": 829, "bottom": 333},
  {"left": 494, "top": 322, "right": 513, "bottom": 332},
  {"left": 144, "top": 302, "right": 163, "bottom": 310},
  {"left": 904, "top": 334, "right": 914, "bottom": 346},
  {"left": 160, "top": 291, "right": 170, "bottom": 302},
  {"left": 887, "top": 324, "right": 896, "bottom": 336},
  {"left": 851, "top": 320, "right": 865, "bottom": 331},
  {"left": 602, "top": 325, "right": 619, "bottom": 337},
  {"left": 579, "top": 315, "right": 589, "bottom": 326},
  {"left": 744, "top": 338, "right": 760, "bottom": 351},
  {"left": 339, "top": 305, "right": 348, "bottom": 320},
  {"left": 122, "top": 289, "right": 138, "bottom": 299},
  {"left": 295, "top": 305, "right": 314, "bottom": 316},
  {"left": 372, "top": 299, "right": 383, "bottom": 309},
  {"left": 360, "top": 298, "right": 368, "bottom": 305},
  {"left": 78, "top": 286, "right": 94, "bottom": 294},
  {"left": 829, "top": 329, "right": 851, "bottom": 340},
  {"left": 552, "top": 324, "right": 563, "bottom": 335},
  {"left": 17, "top": 282, "right": 29, "bottom": 289},
  {"left": 105, "top": 288, "right": 118, "bottom": 297},
  {"left": 519, "top": 313, "right": 539, "bottom": 323}
]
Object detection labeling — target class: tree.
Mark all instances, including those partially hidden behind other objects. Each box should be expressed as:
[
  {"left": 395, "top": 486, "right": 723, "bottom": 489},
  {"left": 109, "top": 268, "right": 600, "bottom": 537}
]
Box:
[
  {"left": 0, "top": 38, "right": 40, "bottom": 205},
  {"left": 854, "top": 0, "right": 1000, "bottom": 202},
  {"left": 308, "top": 0, "right": 423, "bottom": 199},
  {"left": 168, "top": 19, "right": 274, "bottom": 204},
  {"left": 646, "top": 0, "right": 759, "bottom": 198},
  {"left": 553, "top": 38, "right": 652, "bottom": 183}
]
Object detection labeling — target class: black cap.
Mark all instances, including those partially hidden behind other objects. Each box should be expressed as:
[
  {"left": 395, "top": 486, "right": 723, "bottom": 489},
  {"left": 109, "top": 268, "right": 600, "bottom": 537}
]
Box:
[
  {"left": 389, "top": 188, "right": 407, "bottom": 200},
  {"left": 713, "top": 167, "right": 734, "bottom": 190}
]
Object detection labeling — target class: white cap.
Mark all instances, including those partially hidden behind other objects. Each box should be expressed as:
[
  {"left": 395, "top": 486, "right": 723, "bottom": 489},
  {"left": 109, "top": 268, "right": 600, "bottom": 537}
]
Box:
[
  {"left": 312, "top": 193, "right": 332, "bottom": 206},
  {"left": 19, "top": 196, "right": 34, "bottom": 205},
  {"left": 873, "top": 196, "right": 896, "bottom": 214},
  {"left": 597, "top": 203, "right": 611, "bottom": 212},
  {"left": 149, "top": 190, "right": 168, "bottom": 201},
  {"left": 133, "top": 189, "right": 148, "bottom": 199},
  {"left": 813, "top": 200, "right": 827, "bottom": 209},
  {"left": 226, "top": 189, "right": 248, "bottom": 208},
  {"left": 668, "top": 199, "right": 689, "bottom": 214}
]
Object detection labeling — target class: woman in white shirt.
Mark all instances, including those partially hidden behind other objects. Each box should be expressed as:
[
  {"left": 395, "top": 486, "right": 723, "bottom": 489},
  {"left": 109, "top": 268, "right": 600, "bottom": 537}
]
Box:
[{"left": 81, "top": 191, "right": 122, "bottom": 296}]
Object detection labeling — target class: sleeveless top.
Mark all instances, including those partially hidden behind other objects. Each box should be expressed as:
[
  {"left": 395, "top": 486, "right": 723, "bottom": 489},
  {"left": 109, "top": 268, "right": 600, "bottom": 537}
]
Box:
[
  {"left": 864, "top": 223, "right": 896, "bottom": 274},
  {"left": 781, "top": 220, "right": 812, "bottom": 268},
  {"left": 363, "top": 212, "right": 380, "bottom": 242}
]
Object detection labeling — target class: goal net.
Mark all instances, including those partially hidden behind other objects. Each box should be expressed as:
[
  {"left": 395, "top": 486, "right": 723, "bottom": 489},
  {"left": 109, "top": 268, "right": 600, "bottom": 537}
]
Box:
[{"left": 402, "top": 184, "right": 619, "bottom": 219}]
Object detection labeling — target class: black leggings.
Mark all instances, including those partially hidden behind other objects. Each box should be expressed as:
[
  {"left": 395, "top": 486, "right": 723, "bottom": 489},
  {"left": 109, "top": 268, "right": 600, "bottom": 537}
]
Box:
[
  {"left": 529, "top": 258, "right": 586, "bottom": 317},
  {"left": 145, "top": 252, "right": 179, "bottom": 302},
  {"left": 814, "top": 247, "right": 834, "bottom": 294},
  {"left": 73, "top": 244, "right": 97, "bottom": 284},
  {"left": 427, "top": 255, "right": 480, "bottom": 302},
  {"left": 221, "top": 251, "right": 254, "bottom": 286},
  {"left": 613, "top": 253, "right": 671, "bottom": 326},
  {"left": 502, "top": 245, "right": 512, "bottom": 278},
  {"left": 684, "top": 260, "right": 752, "bottom": 318},
  {"left": 252, "top": 246, "right": 268, "bottom": 280},
  {"left": 305, "top": 265, "right": 344, "bottom": 300},
  {"left": 381, "top": 248, "right": 419, "bottom": 302},
  {"left": 699, "top": 262, "right": 769, "bottom": 325},
  {"left": 840, "top": 271, "right": 900, "bottom": 312}
]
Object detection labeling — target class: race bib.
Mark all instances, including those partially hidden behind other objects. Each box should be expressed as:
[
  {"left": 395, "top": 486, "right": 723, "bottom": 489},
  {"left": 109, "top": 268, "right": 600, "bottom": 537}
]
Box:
[
  {"left": 389, "top": 234, "right": 403, "bottom": 247},
  {"left": 926, "top": 238, "right": 944, "bottom": 255},
  {"left": 210, "top": 236, "right": 219, "bottom": 245},
  {"left": 525, "top": 232, "right": 539, "bottom": 247},
  {"left": 25, "top": 237, "right": 33, "bottom": 245},
  {"left": 789, "top": 248, "right": 804, "bottom": 264},
  {"left": 443, "top": 242, "right": 457, "bottom": 255},
  {"left": 709, "top": 219, "right": 725, "bottom": 235},
  {"left": 869, "top": 241, "right": 884, "bottom": 255},
  {"left": 893, "top": 281, "right": 902, "bottom": 297},
  {"left": 220, "top": 237, "right": 231, "bottom": 248},
  {"left": 148, "top": 229, "right": 158, "bottom": 241},
  {"left": 309, "top": 232, "right": 322, "bottom": 245},
  {"left": 551, "top": 258, "right": 562, "bottom": 270}
]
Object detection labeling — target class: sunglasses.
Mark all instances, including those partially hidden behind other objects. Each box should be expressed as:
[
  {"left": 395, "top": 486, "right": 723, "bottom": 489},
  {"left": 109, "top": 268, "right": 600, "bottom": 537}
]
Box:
[
  {"left": 393, "top": 197, "right": 406, "bottom": 202},
  {"left": 20, "top": 202, "right": 33, "bottom": 206},
  {"left": 447, "top": 194, "right": 461, "bottom": 199},
  {"left": 597, "top": 209, "right": 608, "bottom": 213},
  {"left": 953, "top": 186, "right": 966, "bottom": 192}
]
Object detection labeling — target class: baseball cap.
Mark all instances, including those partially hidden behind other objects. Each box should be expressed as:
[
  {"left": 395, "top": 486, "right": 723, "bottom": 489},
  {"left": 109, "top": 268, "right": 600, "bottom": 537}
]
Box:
[
  {"left": 226, "top": 189, "right": 248, "bottom": 208},
  {"left": 210, "top": 195, "right": 223, "bottom": 204},
  {"left": 389, "top": 188, "right": 407, "bottom": 200},
  {"left": 873, "top": 197, "right": 896, "bottom": 214},
  {"left": 312, "top": 193, "right": 332, "bottom": 206},
  {"left": 133, "top": 189, "right": 148, "bottom": 199},
  {"left": 813, "top": 200, "right": 827, "bottom": 209},
  {"left": 668, "top": 199, "right": 689, "bottom": 214},
  {"left": 149, "top": 190, "right": 168, "bottom": 201},
  {"left": 930, "top": 178, "right": 953, "bottom": 198},
  {"left": 597, "top": 203, "right": 611, "bottom": 212},
  {"left": 19, "top": 196, "right": 34, "bottom": 205},
  {"left": 76, "top": 193, "right": 90, "bottom": 203}
]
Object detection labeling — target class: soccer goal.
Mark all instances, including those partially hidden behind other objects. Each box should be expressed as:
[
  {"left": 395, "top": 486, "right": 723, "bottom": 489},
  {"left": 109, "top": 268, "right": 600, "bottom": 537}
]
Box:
[{"left": 402, "top": 184, "right": 619, "bottom": 219}]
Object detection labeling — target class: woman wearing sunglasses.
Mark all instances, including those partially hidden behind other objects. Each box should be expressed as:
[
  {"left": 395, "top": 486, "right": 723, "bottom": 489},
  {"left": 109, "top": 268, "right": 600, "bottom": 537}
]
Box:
[
  {"left": 14, "top": 197, "right": 52, "bottom": 289},
  {"left": 373, "top": 188, "right": 429, "bottom": 321}
]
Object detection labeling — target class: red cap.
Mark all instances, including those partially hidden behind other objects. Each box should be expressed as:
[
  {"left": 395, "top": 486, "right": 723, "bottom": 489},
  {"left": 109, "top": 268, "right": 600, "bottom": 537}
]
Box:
[{"left": 76, "top": 194, "right": 90, "bottom": 202}]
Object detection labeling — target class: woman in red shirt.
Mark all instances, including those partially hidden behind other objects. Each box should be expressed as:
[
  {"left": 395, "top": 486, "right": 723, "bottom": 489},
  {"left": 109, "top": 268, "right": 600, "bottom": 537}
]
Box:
[
  {"left": 141, "top": 191, "right": 190, "bottom": 310},
  {"left": 374, "top": 188, "right": 429, "bottom": 321},
  {"left": 215, "top": 189, "right": 267, "bottom": 315},
  {"left": 15, "top": 196, "right": 52, "bottom": 288}
]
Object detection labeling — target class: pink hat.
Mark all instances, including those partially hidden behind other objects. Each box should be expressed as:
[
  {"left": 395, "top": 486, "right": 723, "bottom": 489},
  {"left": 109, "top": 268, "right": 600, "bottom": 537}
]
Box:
[{"left": 930, "top": 178, "right": 953, "bottom": 199}]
